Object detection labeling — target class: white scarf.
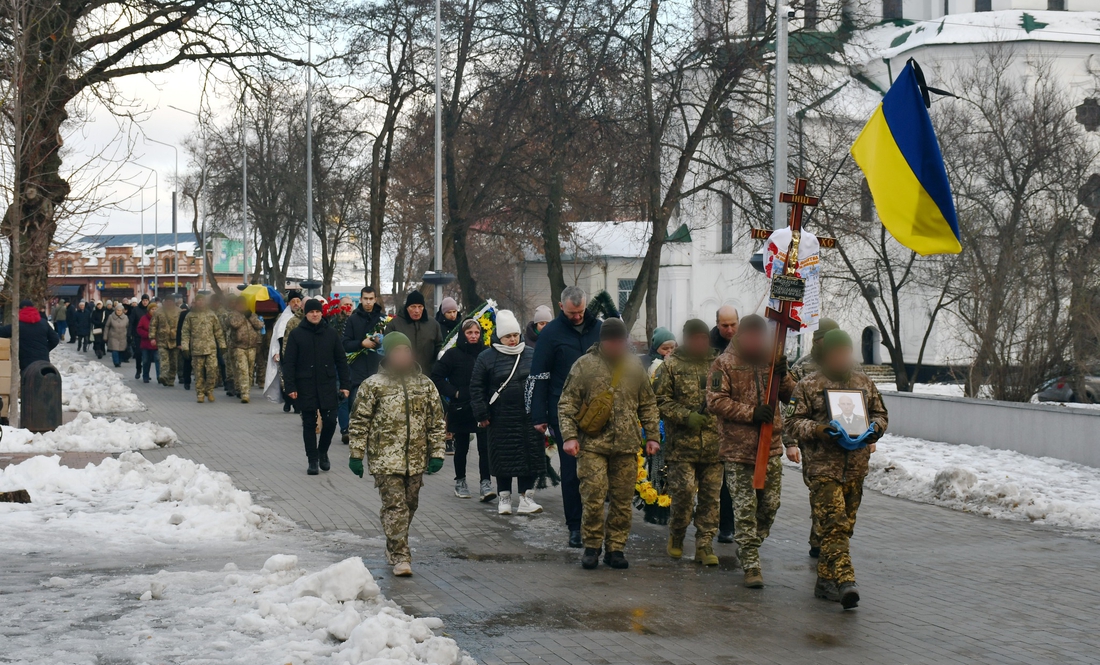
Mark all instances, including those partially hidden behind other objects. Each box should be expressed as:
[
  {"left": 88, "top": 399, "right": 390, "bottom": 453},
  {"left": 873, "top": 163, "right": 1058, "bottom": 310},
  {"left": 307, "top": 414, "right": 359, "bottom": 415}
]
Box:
[{"left": 493, "top": 341, "right": 525, "bottom": 355}]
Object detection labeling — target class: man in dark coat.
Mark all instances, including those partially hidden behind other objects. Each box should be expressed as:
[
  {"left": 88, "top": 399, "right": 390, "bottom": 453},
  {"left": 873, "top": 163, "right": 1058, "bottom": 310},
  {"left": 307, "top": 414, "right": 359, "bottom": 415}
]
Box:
[
  {"left": 529, "top": 286, "right": 603, "bottom": 548},
  {"left": 709, "top": 304, "right": 739, "bottom": 544},
  {"left": 175, "top": 302, "right": 191, "bottom": 390},
  {"left": 284, "top": 298, "right": 351, "bottom": 475},
  {"left": 384, "top": 290, "right": 443, "bottom": 374},
  {"left": 340, "top": 285, "right": 386, "bottom": 442},
  {"left": 128, "top": 294, "right": 150, "bottom": 378},
  {"left": 69, "top": 301, "right": 92, "bottom": 352},
  {"left": 0, "top": 300, "right": 61, "bottom": 373}
]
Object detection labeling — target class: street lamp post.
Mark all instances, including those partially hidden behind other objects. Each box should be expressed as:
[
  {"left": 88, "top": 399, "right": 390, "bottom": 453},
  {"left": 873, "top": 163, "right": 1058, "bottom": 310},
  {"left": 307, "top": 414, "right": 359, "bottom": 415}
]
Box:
[
  {"left": 146, "top": 137, "right": 179, "bottom": 296},
  {"left": 168, "top": 104, "right": 209, "bottom": 294},
  {"left": 772, "top": 3, "right": 792, "bottom": 230},
  {"left": 133, "top": 165, "right": 158, "bottom": 296},
  {"left": 242, "top": 89, "right": 249, "bottom": 287},
  {"left": 433, "top": 0, "right": 443, "bottom": 308},
  {"left": 306, "top": 27, "right": 315, "bottom": 293}
]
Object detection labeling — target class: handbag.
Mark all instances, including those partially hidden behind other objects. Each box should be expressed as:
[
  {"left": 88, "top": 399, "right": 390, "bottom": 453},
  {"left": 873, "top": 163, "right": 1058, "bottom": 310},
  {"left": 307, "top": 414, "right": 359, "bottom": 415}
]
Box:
[
  {"left": 576, "top": 363, "right": 623, "bottom": 437},
  {"left": 91, "top": 328, "right": 103, "bottom": 336},
  {"left": 488, "top": 354, "right": 523, "bottom": 406}
]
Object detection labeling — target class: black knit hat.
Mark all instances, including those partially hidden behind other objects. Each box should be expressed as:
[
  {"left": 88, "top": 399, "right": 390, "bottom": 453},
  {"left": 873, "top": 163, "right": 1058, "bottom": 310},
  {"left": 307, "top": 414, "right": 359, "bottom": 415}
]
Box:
[
  {"left": 599, "top": 317, "right": 629, "bottom": 341},
  {"left": 405, "top": 290, "right": 426, "bottom": 308},
  {"left": 303, "top": 298, "right": 323, "bottom": 314},
  {"left": 285, "top": 289, "right": 304, "bottom": 302}
]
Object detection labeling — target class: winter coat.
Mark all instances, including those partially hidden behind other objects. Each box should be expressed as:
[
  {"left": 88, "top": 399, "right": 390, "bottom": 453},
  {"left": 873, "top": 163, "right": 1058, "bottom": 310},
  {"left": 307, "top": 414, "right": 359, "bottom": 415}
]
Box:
[
  {"left": 470, "top": 345, "right": 545, "bottom": 477},
  {"left": 706, "top": 346, "right": 795, "bottom": 465},
  {"left": 430, "top": 338, "right": 485, "bottom": 434},
  {"left": 90, "top": 307, "right": 109, "bottom": 336},
  {"left": 283, "top": 318, "right": 351, "bottom": 411},
  {"left": 51, "top": 304, "right": 67, "bottom": 322},
  {"left": 180, "top": 309, "right": 225, "bottom": 357},
  {"left": 523, "top": 321, "right": 540, "bottom": 348},
  {"left": 653, "top": 347, "right": 721, "bottom": 463},
  {"left": 436, "top": 309, "right": 460, "bottom": 338},
  {"left": 150, "top": 307, "right": 181, "bottom": 348},
  {"left": 69, "top": 307, "right": 92, "bottom": 336},
  {"left": 348, "top": 366, "right": 446, "bottom": 476},
  {"left": 128, "top": 304, "right": 148, "bottom": 339},
  {"left": 384, "top": 314, "right": 443, "bottom": 375},
  {"left": 104, "top": 312, "right": 130, "bottom": 352},
  {"left": 786, "top": 369, "right": 889, "bottom": 482},
  {"left": 137, "top": 314, "right": 157, "bottom": 351},
  {"left": 557, "top": 344, "right": 660, "bottom": 456},
  {"left": 342, "top": 303, "right": 387, "bottom": 386},
  {"left": 710, "top": 326, "right": 732, "bottom": 354},
  {"left": 0, "top": 307, "right": 61, "bottom": 371},
  {"left": 528, "top": 309, "right": 602, "bottom": 428},
  {"left": 225, "top": 310, "right": 263, "bottom": 350}
]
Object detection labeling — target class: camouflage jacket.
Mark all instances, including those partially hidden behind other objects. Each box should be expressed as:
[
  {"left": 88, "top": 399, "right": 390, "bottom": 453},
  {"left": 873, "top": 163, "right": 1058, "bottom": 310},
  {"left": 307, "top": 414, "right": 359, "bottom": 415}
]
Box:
[
  {"left": 150, "top": 307, "right": 180, "bottom": 348},
  {"left": 349, "top": 366, "right": 447, "bottom": 476},
  {"left": 282, "top": 311, "right": 304, "bottom": 354},
  {"left": 789, "top": 354, "right": 820, "bottom": 384},
  {"left": 557, "top": 345, "right": 661, "bottom": 456},
  {"left": 180, "top": 309, "right": 225, "bottom": 356},
  {"left": 786, "top": 370, "right": 889, "bottom": 482},
  {"left": 226, "top": 310, "right": 263, "bottom": 350},
  {"left": 706, "top": 348, "right": 795, "bottom": 465},
  {"left": 653, "top": 347, "right": 720, "bottom": 463}
]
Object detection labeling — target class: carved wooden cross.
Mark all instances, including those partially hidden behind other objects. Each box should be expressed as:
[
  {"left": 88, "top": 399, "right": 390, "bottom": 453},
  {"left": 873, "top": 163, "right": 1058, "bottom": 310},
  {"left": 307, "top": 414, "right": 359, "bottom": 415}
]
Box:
[{"left": 753, "top": 177, "right": 819, "bottom": 489}]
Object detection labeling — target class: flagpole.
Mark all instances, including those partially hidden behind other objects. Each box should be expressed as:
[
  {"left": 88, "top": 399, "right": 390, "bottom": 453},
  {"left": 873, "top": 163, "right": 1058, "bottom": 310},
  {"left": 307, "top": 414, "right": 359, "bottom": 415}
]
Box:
[{"left": 433, "top": 0, "right": 443, "bottom": 308}]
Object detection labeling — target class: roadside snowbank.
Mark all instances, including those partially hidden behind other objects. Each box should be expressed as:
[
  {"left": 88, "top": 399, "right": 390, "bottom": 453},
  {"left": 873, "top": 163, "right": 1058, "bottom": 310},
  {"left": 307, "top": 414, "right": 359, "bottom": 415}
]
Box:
[
  {"left": 867, "top": 434, "right": 1100, "bottom": 531},
  {"left": 51, "top": 345, "right": 145, "bottom": 412},
  {"left": 0, "top": 411, "right": 175, "bottom": 453}
]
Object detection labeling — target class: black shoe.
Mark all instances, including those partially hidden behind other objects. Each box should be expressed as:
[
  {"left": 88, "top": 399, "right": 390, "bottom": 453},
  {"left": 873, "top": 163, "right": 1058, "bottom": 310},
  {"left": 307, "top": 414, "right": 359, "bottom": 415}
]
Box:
[
  {"left": 838, "top": 582, "right": 860, "bottom": 610},
  {"left": 283, "top": 401, "right": 291, "bottom": 413},
  {"left": 319, "top": 455, "right": 330, "bottom": 471},
  {"left": 341, "top": 431, "right": 349, "bottom": 445},
  {"left": 307, "top": 461, "right": 320, "bottom": 476},
  {"left": 809, "top": 546, "right": 821, "bottom": 558},
  {"left": 113, "top": 363, "right": 121, "bottom": 368},
  {"left": 581, "top": 547, "right": 600, "bottom": 569},
  {"left": 143, "top": 378, "right": 150, "bottom": 383},
  {"left": 814, "top": 576, "right": 839, "bottom": 601},
  {"left": 183, "top": 383, "right": 191, "bottom": 390},
  {"left": 568, "top": 530, "right": 583, "bottom": 548},
  {"left": 718, "top": 531, "right": 734, "bottom": 543},
  {"left": 604, "top": 550, "right": 629, "bottom": 569}
]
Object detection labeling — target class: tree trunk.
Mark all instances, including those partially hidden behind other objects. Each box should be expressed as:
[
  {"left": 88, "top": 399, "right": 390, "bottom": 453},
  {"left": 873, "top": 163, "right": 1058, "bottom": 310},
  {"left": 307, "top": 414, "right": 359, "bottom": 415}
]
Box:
[
  {"left": 542, "top": 169, "right": 567, "bottom": 311},
  {"left": 451, "top": 221, "right": 481, "bottom": 305}
]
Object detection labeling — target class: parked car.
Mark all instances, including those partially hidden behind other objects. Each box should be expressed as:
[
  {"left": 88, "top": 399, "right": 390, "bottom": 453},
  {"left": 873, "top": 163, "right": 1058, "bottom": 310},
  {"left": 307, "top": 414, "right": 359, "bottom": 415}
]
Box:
[{"left": 1035, "top": 375, "right": 1100, "bottom": 403}]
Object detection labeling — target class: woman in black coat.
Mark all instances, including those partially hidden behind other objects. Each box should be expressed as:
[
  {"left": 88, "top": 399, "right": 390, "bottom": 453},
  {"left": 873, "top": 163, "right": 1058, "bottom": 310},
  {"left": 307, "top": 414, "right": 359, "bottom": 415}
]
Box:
[
  {"left": 90, "top": 302, "right": 109, "bottom": 358},
  {"left": 283, "top": 299, "right": 351, "bottom": 475},
  {"left": 431, "top": 319, "right": 492, "bottom": 501},
  {"left": 469, "top": 310, "right": 545, "bottom": 516}
]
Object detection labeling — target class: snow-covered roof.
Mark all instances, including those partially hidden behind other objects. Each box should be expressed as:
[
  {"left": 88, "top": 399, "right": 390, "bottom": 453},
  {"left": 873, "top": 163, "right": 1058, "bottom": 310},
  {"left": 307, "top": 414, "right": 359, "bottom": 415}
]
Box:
[
  {"left": 564, "top": 221, "right": 650, "bottom": 260},
  {"left": 57, "top": 233, "right": 201, "bottom": 257}
]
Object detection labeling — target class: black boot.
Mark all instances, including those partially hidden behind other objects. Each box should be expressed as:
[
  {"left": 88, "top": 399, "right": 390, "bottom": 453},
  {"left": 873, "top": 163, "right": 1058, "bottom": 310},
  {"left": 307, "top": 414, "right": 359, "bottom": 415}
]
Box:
[
  {"left": 808, "top": 546, "right": 821, "bottom": 558},
  {"left": 814, "top": 576, "right": 839, "bottom": 601},
  {"left": 307, "top": 461, "right": 320, "bottom": 476},
  {"left": 603, "top": 550, "right": 629, "bottom": 570},
  {"left": 568, "top": 529, "right": 583, "bottom": 548},
  {"left": 718, "top": 531, "right": 734, "bottom": 544},
  {"left": 581, "top": 547, "right": 600, "bottom": 570},
  {"left": 319, "top": 454, "right": 330, "bottom": 472},
  {"left": 838, "top": 582, "right": 860, "bottom": 610},
  {"left": 283, "top": 401, "right": 291, "bottom": 413}
]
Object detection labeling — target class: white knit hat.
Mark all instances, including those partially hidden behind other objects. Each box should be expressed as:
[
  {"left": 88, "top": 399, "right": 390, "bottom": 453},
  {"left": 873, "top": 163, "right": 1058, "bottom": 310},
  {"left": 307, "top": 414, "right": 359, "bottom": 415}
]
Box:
[{"left": 495, "top": 310, "right": 521, "bottom": 338}]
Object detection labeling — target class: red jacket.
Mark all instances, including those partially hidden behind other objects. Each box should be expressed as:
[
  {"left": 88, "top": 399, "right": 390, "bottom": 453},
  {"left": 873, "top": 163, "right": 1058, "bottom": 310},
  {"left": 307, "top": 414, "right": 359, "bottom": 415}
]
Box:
[{"left": 137, "top": 314, "right": 157, "bottom": 351}]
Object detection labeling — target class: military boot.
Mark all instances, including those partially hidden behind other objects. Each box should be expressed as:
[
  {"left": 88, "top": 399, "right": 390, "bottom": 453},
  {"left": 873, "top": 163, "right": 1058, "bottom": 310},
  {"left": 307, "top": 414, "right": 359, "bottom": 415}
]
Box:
[
  {"left": 603, "top": 551, "right": 629, "bottom": 569},
  {"left": 814, "top": 576, "right": 839, "bottom": 601},
  {"left": 197, "top": 393, "right": 205, "bottom": 403},
  {"left": 695, "top": 544, "right": 719, "bottom": 566},
  {"left": 838, "top": 582, "right": 860, "bottom": 610},
  {"left": 743, "top": 568, "right": 764, "bottom": 588},
  {"left": 667, "top": 535, "right": 684, "bottom": 559},
  {"left": 206, "top": 392, "right": 215, "bottom": 403},
  {"left": 581, "top": 547, "right": 601, "bottom": 570}
]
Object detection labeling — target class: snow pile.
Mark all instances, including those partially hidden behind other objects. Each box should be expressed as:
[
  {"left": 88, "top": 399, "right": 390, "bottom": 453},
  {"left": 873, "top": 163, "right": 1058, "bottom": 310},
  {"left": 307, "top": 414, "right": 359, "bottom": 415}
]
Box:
[
  {"left": 0, "top": 410, "right": 175, "bottom": 453},
  {"left": 51, "top": 345, "right": 145, "bottom": 412},
  {"left": 0, "top": 452, "right": 276, "bottom": 548},
  {"left": 867, "top": 434, "right": 1100, "bottom": 531}
]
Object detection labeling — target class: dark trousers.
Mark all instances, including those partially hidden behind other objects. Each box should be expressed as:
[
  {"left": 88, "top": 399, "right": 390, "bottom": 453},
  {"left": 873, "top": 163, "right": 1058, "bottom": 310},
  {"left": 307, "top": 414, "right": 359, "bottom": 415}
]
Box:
[
  {"left": 141, "top": 348, "right": 160, "bottom": 381},
  {"left": 551, "top": 416, "right": 582, "bottom": 531},
  {"left": 75, "top": 334, "right": 89, "bottom": 352},
  {"left": 453, "top": 430, "right": 490, "bottom": 482},
  {"left": 131, "top": 338, "right": 141, "bottom": 375},
  {"left": 178, "top": 349, "right": 192, "bottom": 387},
  {"left": 338, "top": 382, "right": 361, "bottom": 432},
  {"left": 301, "top": 408, "right": 337, "bottom": 463},
  {"left": 93, "top": 334, "right": 105, "bottom": 358},
  {"left": 216, "top": 349, "right": 229, "bottom": 389},
  {"left": 720, "top": 478, "right": 735, "bottom": 535},
  {"left": 55, "top": 320, "right": 67, "bottom": 340},
  {"left": 498, "top": 475, "right": 535, "bottom": 494}
]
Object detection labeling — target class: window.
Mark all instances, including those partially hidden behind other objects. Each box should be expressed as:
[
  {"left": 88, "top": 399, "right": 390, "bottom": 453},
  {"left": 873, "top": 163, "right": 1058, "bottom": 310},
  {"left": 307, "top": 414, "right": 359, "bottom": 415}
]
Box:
[
  {"left": 882, "top": 0, "right": 902, "bottom": 19},
  {"left": 617, "top": 278, "right": 635, "bottom": 313},
  {"left": 720, "top": 194, "right": 734, "bottom": 254},
  {"left": 1047, "top": 0, "right": 1064, "bottom": 9},
  {"left": 110, "top": 258, "right": 125, "bottom": 274},
  {"left": 748, "top": 0, "right": 767, "bottom": 33},
  {"left": 60, "top": 259, "right": 75, "bottom": 275},
  {"left": 163, "top": 257, "right": 176, "bottom": 273},
  {"left": 860, "top": 178, "right": 874, "bottom": 224},
  {"left": 974, "top": 0, "right": 990, "bottom": 10}
]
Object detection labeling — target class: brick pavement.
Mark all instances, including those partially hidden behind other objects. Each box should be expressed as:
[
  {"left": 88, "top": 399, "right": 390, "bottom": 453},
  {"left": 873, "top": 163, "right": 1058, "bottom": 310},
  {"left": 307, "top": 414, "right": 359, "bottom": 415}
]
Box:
[{"left": 103, "top": 356, "right": 1100, "bottom": 665}]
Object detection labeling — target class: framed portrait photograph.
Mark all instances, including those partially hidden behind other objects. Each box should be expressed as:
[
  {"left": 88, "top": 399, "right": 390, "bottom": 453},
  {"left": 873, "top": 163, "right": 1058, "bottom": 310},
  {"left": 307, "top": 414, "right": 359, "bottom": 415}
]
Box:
[{"left": 825, "top": 389, "right": 869, "bottom": 436}]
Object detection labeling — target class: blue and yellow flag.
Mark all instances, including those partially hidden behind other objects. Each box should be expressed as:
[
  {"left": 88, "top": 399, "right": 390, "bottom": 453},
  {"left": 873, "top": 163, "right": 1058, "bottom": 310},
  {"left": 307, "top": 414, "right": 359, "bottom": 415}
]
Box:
[{"left": 851, "top": 61, "right": 961, "bottom": 255}]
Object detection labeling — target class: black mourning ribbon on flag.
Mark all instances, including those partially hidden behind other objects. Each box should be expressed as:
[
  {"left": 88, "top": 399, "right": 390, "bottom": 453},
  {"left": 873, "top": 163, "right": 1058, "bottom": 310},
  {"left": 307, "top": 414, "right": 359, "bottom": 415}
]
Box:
[{"left": 908, "top": 58, "right": 956, "bottom": 109}]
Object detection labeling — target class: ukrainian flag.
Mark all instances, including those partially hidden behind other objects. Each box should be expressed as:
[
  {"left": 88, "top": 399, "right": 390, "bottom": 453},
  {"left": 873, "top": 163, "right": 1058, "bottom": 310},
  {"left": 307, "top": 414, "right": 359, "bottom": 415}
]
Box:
[{"left": 851, "top": 61, "right": 961, "bottom": 255}]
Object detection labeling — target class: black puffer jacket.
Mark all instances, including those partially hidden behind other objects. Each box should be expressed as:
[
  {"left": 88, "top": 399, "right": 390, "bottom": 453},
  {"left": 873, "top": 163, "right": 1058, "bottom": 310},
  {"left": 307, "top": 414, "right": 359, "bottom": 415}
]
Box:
[
  {"left": 431, "top": 337, "right": 484, "bottom": 434},
  {"left": 0, "top": 306, "right": 61, "bottom": 372},
  {"left": 469, "top": 345, "right": 544, "bottom": 477},
  {"left": 342, "top": 303, "right": 386, "bottom": 386},
  {"left": 283, "top": 318, "right": 351, "bottom": 410}
]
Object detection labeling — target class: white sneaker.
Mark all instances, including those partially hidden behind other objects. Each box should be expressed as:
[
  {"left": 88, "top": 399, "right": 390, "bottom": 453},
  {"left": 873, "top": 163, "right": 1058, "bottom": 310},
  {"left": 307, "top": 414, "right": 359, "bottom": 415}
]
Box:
[
  {"left": 517, "top": 491, "right": 543, "bottom": 515},
  {"left": 497, "top": 491, "right": 512, "bottom": 515}
]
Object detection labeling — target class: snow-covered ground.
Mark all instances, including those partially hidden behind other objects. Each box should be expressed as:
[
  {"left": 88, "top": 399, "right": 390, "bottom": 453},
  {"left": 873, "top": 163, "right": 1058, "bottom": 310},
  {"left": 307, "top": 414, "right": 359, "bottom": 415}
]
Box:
[
  {"left": 51, "top": 344, "right": 145, "bottom": 413},
  {"left": 867, "top": 434, "right": 1100, "bottom": 533},
  {"left": 0, "top": 411, "right": 175, "bottom": 453},
  {"left": 0, "top": 452, "right": 474, "bottom": 665}
]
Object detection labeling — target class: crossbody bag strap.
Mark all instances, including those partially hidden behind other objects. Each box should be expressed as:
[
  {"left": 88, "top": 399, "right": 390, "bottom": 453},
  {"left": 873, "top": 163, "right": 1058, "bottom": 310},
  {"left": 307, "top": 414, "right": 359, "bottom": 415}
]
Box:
[{"left": 489, "top": 354, "right": 523, "bottom": 405}]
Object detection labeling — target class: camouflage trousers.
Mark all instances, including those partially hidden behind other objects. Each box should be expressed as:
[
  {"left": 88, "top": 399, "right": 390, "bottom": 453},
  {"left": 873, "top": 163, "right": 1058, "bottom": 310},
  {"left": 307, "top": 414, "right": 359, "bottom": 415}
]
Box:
[
  {"left": 192, "top": 353, "right": 219, "bottom": 397},
  {"left": 577, "top": 451, "right": 636, "bottom": 552},
  {"left": 232, "top": 347, "right": 257, "bottom": 397},
  {"left": 158, "top": 348, "right": 179, "bottom": 386},
  {"left": 374, "top": 473, "right": 424, "bottom": 564},
  {"left": 667, "top": 461, "right": 724, "bottom": 545},
  {"left": 808, "top": 476, "right": 864, "bottom": 584},
  {"left": 725, "top": 457, "right": 783, "bottom": 572},
  {"left": 800, "top": 445, "right": 821, "bottom": 549}
]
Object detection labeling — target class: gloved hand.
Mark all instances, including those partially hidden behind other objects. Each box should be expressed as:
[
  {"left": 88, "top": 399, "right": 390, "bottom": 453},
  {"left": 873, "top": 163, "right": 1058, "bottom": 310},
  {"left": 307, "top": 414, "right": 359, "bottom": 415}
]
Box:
[
  {"left": 348, "top": 457, "right": 364, "bottom": 478},
  {"left": 751, "top": 404, "right": 774, "bottom": 425},
  {"left": 866, "top": 423, "right": 884, "bottom": 444},
  {"left": 775, "top": 355, "right": 788, "bottom": 378},
  {"left": 427, "top": 457, "right": 444, "bottom": 475},
  {"left": 686, "top": 412, "right": 708, "bottom": 432},
  {"left": 815, "top": 423, "right": 841, "bottom": 444}
]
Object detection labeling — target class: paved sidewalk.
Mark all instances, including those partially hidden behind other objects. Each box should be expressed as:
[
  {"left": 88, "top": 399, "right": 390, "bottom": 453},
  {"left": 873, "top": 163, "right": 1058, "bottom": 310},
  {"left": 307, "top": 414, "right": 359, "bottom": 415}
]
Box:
[{"left": 106, "top": 357, "right": 1100, "bottom": 665}]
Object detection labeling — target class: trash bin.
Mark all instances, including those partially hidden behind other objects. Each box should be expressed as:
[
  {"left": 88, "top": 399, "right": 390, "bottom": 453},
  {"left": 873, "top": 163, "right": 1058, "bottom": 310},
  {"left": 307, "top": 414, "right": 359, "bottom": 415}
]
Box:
[{"left": 22, "top": 360, "right": 62, "bottom": 433}]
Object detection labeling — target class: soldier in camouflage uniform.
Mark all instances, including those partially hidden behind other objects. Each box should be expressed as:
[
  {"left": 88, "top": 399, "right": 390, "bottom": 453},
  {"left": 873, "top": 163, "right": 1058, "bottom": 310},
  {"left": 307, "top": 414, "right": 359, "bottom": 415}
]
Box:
[
  {"left": 706, "top": 314, "right": 795, "bottom": 588},
  {"left": 557, "top": 318, "right": 661, "bottom": 571},
  {"left": 180, "top": 294, "right": 226, "bottom": 403},
  {"left": 348, "top": 332, "right": 446, "bottom": 577},
  {"left": 653, "top": 319, "right": 722, "bottom": 565},
  {"left": 225, "top": 296, "right": 264, "bottom": 403},
  {"left": 150, "top": 298, "right": 181, "bottom": 387},
  {"left": 787, "top": 329, "right": 887, "bottom": 610},
  {"left": 785, "top": 317, "right": 839, "bottom": 557}
]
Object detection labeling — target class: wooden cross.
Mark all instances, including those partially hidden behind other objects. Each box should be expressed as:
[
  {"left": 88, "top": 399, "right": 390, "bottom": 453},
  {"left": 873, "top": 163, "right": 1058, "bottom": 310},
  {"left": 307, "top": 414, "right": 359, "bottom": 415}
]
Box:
[{"left": 753, "top": 177, "right": 819, "bottom": 490}]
